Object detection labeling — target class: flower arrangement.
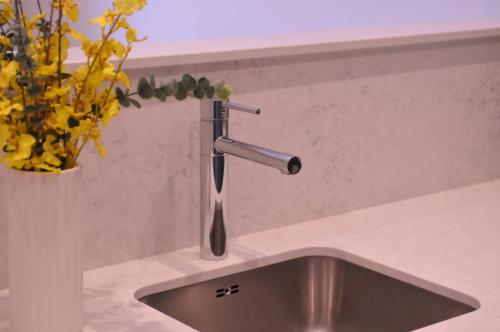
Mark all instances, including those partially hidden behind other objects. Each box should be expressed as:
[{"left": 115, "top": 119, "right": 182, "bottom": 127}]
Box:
[{"left": 0, "top": 0, "right": 232, "bottom": 172}]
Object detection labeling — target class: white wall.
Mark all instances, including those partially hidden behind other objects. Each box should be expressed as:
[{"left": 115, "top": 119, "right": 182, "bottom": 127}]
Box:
[
  {"left": 128, "top": 0, "right": 500, "bottom": 42},
  {"left": 26, "top": 0, "right": 500, "bottom": 42}
]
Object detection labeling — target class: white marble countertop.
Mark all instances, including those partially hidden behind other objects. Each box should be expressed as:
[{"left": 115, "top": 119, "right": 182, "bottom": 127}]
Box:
[
  {"left": 1, "top": 179, "right": 500, "bottom": 331},
  {"left": 66, "top": 19, "right": 500, "bottom": 70}
]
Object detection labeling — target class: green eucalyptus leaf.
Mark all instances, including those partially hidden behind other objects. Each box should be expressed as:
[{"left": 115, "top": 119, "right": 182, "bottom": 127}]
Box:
[
  {"left": 160, "top": 80, "right": 177, "bottom": 96},
  {"left": 214, "top": 82, "right": 232, "bottom": 101},
  {"left": 19, "top": 57, "right": 37, "bottom": 72},
  {"left": 193, "top": 85, "right": 205, "bottom": 99},
  {"left": 27, "top": 83, "right": 43, "bottom": 96},
  {"left": 10, "top": 26, "right": 20, "bottom": 36},
  {"left": 115, "top": 87, "right": 130, "bottom": 107},
  {"left": 34, "top": 104, "right": 48, "bottom": 113},
  {"left": 91, "top": 103, "right": 100, "bottom": 115},
  {"left": 57, "top": 72, "right": 71, "bottom": 80},
  {"left": 214, "top": 82, "right": 224, "bottom": 95},
  {"left": 10, "top": 36, "right": 21, "bottom": 45},
  {"left": 175, "top": 82, "right": 188, "bottom": 100},
  {"left": 149, "top": 75, "right": 156, "bottom": 89},
  {"left": 24, "top": 105, "right": 46, "bottom": 113},
  {"left": 128, "top": 97, "right": 141, "bottom": 108},
  {"left": 16, "top": 76, "right": 30, "bottom": 87},
  {"left": 6, "top": 89, "right": 16, "bottom": 99},
  {"left": 198, "top": 77, "right": 210, "bottom": 89},
  {"left": 23, "top": 105, "right": 35, "bottom": 113},
  {"left": 34, "top": 141, "right": 44, "bottom": 155},
  {"left": 29, "top": 117, "right": 43, "bottom": 131},
  {"left": 206, "top": 86, "right": 215, "bottom": 98},
  {"left": 182, "top": 74, "right": 196, "bottom": 92},
  {"left": 154, "top": 88, "right": 167, "bottom": 102},
  {"left": 67, "top": 116, "right": 80, "bottom": 128},
  {"left": 137, "top": 77, "right": 154, "bottom": 99},
  {"left": 15, "top": 55, "right": 28, "bottom": 68}
]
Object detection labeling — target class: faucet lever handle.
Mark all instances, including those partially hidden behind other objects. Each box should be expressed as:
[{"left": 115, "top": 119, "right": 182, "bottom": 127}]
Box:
[{"left": 222, "top": 102, "right": 261, "bottom": 115}]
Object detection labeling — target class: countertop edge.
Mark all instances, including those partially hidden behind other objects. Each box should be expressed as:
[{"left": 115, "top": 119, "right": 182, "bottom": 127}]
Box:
[{"left": 66, "top": 20, "right": 500, "bottom": 71}]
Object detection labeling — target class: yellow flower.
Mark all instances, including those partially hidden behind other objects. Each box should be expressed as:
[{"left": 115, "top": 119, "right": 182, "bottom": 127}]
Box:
[
  {"left": 89, "top": 9, "right": 115, "bottom": 29},
  {"left": 13, "top": 134, "right": 36, "bottom": 161},
  {"left": 37, "top": 62, "right": 58, "bottom": 76},
  {"left": 0, "top": 122, "right": 9, "bottom": 148},
  {"left": 109, "top": 39, "right": 127, "bottom": 58},
  {"left": 33, "top": 159, "right": 60, "bottom": 172},
  {"left": 0, "top": 0, "right": 149, "bottom": 171},
  {"left": 63, "top": 0, "right": 79, "bottom": 22},
  {"left": 117, "top": 18, "right": 141, "bottom": 43},
  {"left": 69, "top": 118, "right": 92, "bottom": 139},
  {"left": 94, "top": 139, "right": 105, "bottom": 157},
  {"left": 41, "top": 152, "right": 61, "bottom": 166},
  {"left": 48, "top": 104, "right": 71, "bottom": 130},
  {"left": 0, "top": 35, "right": 11, "bottom": 47},
  {"left": 27, "top": 13, "right": 45, "bottom": 30},
  {"left": 2, "top": 154, "right": 27, "bottom": 170},
  {"left": 41, "top": 136, "right": 62, "bottom": 167},
  {"left": 0, "top": 100, "right": 22, "bottom": 116},
  {"left": 0, "top": 61, "right": 18, "bottom": 89},
  {"left": 116, "top": 71, "right": 131, "bottom": 89},
  {"left": 114, "top": 0, "right": 147, "bottom": 16},
  {"left": 47, "top": 34, "right": 70, "bottom": 63},
  {"left": 44, "top": 85, "right": 71, "bottom": 100},
  {"left": 102, "top": 62, "right": 116, "bottom": 78},
  {"left": 126, "top": 26, "right": 137, "bottom": 43},
  {"left": 100, "top": 98, "right": 119, "bottom": 126},
  {"left": 90, "top": 127, "right": 105, "bottom": 157},
  {"left": 70, "top": 28, "right": 85, "bottom": 42},
  {"left": 0, "top": 1, "right": 13, "bottom": 25}
]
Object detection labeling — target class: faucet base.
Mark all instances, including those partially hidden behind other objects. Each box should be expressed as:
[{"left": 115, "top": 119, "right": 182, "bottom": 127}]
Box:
[{"left": 200, "top": 249, "right": 228, "bottom": 261}]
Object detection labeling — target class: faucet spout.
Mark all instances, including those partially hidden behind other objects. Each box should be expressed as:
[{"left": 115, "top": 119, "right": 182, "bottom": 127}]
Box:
[{"left": 214, "top": 137, "right": 302, "bottom": 175}]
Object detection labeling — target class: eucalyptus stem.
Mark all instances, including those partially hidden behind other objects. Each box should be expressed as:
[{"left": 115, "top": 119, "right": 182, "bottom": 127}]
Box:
[
  {"left": 13, "top": 0, "right": 19, "bottom": 19},
  {"left": 45, "top": 1, "right": 54, "bottom": 65},
  {"left": 56, "top": 0, "right": 62, "bottom": 88},
  {"left": 36, "top": 0, "right": 42, "bottom": 14},
  {"left": 13, "top": 0, "right": 25, "bottom": 109},
  {"left": 16, "top": 0, "right": 28, "bottom": 30}
]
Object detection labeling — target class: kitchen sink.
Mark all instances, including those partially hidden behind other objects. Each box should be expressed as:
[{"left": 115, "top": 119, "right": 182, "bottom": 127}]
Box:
[{"left": 139, "top": 255, "right": 477, "bottom": 332}]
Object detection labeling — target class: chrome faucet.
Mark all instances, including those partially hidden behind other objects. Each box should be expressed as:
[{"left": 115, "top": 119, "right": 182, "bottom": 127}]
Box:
[{"left": 200, "top": 99, "right": 302, "bottom": 260}]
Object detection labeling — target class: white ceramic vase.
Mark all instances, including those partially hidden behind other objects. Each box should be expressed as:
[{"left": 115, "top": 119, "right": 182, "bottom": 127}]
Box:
[{"left": 5, "top": 167, "right": 83, "bottom": 332}]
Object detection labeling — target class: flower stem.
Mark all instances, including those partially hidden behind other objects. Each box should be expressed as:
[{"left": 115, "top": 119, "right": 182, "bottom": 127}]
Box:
[{"left": 73, "top": 14, "right": 122, "bottom": 114}]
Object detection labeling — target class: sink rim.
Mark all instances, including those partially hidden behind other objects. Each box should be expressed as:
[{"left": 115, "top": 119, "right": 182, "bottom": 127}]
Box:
[{"left": 134, "top": 246, "right": 481, "bottom": 313}]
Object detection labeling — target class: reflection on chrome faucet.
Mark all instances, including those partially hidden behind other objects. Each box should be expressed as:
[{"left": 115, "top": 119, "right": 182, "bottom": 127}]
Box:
[{"left": 200, "top": 99, "right": 302, "bottom": 260}]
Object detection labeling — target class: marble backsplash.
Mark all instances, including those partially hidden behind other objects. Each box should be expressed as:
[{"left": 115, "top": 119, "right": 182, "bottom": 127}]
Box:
[{"left": 1, "top": 37, "right": 499, "bottom": 289}]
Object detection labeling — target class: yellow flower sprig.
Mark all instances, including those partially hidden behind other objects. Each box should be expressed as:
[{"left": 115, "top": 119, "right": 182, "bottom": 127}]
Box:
[{"left": 0, "top": 0, "right": 232, "bottom": 172}]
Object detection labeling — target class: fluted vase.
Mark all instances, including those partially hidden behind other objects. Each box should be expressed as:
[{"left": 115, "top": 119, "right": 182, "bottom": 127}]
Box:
[{"left": 5, "top": 166, "right": 83, "bottom": 332}]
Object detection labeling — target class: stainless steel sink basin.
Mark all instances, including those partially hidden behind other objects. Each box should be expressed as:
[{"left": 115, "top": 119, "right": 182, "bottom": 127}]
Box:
[{"left": 139, "top": 256, "right": 477, "bottom": 332}]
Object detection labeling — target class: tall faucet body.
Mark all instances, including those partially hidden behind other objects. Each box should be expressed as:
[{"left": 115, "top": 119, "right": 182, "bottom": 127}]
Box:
[
  {"left": 200, "top": 100, "right": 230, "bottom": 260},
  {"left": 200, "top": 99, "right": 301, "bottom": 260}
]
